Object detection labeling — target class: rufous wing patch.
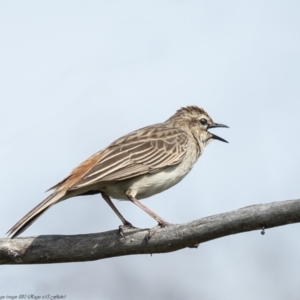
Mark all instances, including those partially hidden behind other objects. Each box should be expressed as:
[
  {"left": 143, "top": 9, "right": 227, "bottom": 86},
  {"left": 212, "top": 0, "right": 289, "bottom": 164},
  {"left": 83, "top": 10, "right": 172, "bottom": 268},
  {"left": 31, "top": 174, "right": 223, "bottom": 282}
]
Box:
[{"left": 46, "top": 149, "right": 106, "bottom": 192}]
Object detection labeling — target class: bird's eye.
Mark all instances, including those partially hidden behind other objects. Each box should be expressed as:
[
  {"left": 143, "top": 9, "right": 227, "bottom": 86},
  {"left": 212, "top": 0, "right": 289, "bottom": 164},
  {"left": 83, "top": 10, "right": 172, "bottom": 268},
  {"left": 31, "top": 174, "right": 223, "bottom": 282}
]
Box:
[{"left": 200, "top": 118, "right": 207, "bottom": 125}]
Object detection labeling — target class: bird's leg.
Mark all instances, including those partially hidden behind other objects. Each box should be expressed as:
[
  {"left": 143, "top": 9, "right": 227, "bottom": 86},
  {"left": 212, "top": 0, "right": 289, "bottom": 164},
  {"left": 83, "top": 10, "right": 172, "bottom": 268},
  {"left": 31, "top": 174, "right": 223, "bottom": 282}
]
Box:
[
  {"left": 126, "top": 194, "right": 170, "bottom": 226},
  {"left": 126, "top": 190, "right": 171, "bottom": 242},
  {"left": 101, "top": 192, "right": 135, "bottom": 236}
]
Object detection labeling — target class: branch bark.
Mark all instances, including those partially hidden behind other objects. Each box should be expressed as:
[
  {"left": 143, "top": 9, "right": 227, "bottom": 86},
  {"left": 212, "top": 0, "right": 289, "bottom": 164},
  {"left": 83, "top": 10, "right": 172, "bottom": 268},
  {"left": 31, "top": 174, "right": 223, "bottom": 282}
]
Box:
[{"left": 1, "top": 199, "right": 300, "bottom": 265}]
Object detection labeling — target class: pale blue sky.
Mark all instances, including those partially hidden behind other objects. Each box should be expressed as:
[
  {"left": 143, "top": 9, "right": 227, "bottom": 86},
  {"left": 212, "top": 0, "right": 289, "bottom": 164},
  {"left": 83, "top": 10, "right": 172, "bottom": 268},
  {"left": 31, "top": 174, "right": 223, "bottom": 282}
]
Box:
[{"left": 1, "top": 1, "right": 300, "bottom": 299}]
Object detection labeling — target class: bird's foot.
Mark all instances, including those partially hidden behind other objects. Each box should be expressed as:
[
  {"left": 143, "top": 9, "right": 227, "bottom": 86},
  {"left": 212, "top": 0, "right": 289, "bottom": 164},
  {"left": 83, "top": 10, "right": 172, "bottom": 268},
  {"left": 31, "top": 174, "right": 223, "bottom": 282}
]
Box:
[
  {"left": 119, "top": 221, "right": 136, "bottom": 237},
  {"left": 145, "top": 221, "right": 172, "bottom": 243}
]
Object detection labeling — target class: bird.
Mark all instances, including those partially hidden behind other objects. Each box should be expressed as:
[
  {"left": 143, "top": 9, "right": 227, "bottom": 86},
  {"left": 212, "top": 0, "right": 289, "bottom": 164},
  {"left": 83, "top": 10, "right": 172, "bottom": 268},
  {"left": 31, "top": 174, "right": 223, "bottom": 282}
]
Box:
[{"left": 7, "top": 105, "right": 228, "bottom": 239}]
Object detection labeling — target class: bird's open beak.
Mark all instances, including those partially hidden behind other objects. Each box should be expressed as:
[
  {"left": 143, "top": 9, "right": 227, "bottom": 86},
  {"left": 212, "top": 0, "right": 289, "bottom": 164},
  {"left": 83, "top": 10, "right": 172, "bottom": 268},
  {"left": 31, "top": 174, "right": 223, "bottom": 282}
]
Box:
[{"left": 208, "top": 123, "right": 229, "bottom": 143}]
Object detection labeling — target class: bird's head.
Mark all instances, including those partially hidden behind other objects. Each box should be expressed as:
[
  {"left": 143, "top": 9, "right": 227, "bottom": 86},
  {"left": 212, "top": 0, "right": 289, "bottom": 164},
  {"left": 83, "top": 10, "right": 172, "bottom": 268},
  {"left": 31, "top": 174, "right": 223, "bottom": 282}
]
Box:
[{"left": 168, "top": 105, "right": 229, "bottom": 146}]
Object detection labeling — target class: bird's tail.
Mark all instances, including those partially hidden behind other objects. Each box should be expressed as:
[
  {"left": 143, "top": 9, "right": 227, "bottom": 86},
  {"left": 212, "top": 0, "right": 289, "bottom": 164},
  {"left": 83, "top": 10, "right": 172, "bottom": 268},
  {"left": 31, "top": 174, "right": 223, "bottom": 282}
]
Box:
[{"left": 7, "top": 190, "right": 66, "bottom": 239}]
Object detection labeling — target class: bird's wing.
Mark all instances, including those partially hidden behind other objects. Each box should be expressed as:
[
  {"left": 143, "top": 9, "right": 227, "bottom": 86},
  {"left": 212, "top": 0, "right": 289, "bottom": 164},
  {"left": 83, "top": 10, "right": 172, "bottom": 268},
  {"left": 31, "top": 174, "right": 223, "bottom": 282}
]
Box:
[{"left": 66, "top": 126, "right": 190, "bottom": 190}]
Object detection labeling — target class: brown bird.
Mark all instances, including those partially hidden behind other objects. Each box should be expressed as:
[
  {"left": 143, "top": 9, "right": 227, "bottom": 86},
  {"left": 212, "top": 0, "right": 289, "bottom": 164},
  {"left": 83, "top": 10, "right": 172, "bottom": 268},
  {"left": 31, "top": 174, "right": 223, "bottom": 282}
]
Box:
[{"left": 7, "top": 105, "right": 228, "bottom": 239}]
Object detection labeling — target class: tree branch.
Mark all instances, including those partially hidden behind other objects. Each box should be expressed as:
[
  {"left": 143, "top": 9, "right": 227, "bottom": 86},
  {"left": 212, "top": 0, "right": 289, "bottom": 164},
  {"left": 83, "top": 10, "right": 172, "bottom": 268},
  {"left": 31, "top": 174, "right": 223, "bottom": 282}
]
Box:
[{"left": 1, "top": 199, "right": 300, "bottom": 265}]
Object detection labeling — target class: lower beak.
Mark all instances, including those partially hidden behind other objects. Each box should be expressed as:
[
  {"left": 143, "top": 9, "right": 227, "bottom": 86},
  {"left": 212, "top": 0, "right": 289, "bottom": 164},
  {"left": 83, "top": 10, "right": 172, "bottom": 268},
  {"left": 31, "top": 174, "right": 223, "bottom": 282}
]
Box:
[{"left": 210, "top": 133, "right": 228, "bottom": 143}]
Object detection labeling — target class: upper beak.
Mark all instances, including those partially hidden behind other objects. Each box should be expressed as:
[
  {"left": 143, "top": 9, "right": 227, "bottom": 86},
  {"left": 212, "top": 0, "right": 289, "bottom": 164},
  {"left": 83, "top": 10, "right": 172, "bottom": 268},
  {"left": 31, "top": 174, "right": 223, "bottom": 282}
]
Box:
[{"left": 208, "top": 123, "right": 229, "bottom": 143}]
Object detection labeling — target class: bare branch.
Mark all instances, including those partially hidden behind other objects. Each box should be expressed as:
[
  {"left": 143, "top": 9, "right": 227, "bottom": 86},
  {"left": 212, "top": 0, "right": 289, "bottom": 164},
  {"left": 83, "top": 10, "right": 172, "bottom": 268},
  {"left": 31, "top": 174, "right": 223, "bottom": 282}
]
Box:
[{"left": 1, "top": 199, "right": 300, "bottom": 265}]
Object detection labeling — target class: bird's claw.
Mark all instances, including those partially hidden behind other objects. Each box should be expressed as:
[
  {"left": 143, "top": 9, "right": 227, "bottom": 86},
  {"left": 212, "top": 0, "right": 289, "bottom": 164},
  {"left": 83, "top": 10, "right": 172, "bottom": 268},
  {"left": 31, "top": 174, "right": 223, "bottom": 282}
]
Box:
[
  {"left": 144, "top": 221, "right": 172, "bottom": 243},
  {"left": 119, "top": 222, "right": 135, "bottom": 237}
]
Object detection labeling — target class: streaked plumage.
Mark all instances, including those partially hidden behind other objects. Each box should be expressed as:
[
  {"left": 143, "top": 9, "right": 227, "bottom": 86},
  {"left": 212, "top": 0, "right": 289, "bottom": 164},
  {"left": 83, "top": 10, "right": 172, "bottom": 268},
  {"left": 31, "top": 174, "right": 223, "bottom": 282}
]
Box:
[{"left": 7, "top": 105, "right": 228, "bottom": 238}]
